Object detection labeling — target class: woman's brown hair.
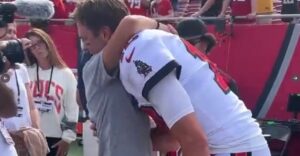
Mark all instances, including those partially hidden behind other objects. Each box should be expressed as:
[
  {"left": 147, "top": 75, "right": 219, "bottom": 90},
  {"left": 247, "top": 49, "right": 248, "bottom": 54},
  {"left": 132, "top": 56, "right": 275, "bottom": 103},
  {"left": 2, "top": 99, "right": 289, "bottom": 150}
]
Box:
[{"left": 25, "top": 28, "right": 67, "bottom": 68}]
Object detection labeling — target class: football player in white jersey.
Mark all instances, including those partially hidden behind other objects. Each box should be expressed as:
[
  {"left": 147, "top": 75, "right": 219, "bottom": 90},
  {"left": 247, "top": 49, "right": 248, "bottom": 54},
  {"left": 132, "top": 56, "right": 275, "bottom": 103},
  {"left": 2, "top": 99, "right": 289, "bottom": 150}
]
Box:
[
  {"left": 102, "top": 15, "right": 271, "bottom": 156},
  {"left": 74, "top": 0, "right": 271, "bottom": 155}
]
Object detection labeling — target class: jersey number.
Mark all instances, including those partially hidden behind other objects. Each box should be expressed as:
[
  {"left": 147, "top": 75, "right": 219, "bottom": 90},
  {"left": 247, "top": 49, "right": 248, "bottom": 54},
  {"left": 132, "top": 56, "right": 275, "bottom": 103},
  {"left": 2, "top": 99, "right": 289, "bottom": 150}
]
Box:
[
  {"left": 182, "top": 40, "right": 230, "bottom": 94},
  {"left": 127, "top": 0, "right": 141, "bottom": 8}
]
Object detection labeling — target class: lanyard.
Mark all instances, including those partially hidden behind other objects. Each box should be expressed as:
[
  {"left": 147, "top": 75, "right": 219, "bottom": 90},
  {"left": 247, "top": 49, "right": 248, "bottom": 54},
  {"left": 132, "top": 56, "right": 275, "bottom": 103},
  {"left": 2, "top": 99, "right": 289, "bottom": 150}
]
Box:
[
  {"left": 14, "top": 69, "right": 20, "bottom": 105},
  {"left": 36, "top": 65, "right": 54, "bottom": 96}
]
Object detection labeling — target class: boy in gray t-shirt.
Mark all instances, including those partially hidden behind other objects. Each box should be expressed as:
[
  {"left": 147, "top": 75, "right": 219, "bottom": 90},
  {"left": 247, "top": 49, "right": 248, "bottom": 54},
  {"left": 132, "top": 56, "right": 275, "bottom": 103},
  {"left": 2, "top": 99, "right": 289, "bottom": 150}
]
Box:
[{"left": 83, "top": 52, "right": 152, "bottom": 156}]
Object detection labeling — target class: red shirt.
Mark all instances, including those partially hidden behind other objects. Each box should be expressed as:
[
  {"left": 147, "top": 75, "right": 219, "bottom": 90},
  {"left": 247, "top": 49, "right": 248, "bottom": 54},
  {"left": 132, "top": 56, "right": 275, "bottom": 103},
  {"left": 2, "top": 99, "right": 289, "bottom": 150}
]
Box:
[
  {"left": 231, "top": 0, "right": 252, "bottom": 16},
  {"left": 125, "top": 0, "right": 149, "bottom": 16},
  {"left": 65, "top": 2, "right": 76, "bottom": 16},
  {"left": 52, "top": 0, "right": 68, "bottom": 19},
  {"left": 51, "top": 0, "right": 76, "bottom": 19},
  {"left": 156, "top": 0, "right": 173, "bottom": 16}
]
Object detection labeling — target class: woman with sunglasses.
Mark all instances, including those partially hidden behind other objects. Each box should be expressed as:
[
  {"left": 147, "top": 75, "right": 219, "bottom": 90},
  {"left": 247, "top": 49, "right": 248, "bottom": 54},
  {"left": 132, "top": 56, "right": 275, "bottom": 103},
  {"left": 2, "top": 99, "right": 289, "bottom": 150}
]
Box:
[{"left": 25, "top": 28, "right": 79, "bottom": 156}]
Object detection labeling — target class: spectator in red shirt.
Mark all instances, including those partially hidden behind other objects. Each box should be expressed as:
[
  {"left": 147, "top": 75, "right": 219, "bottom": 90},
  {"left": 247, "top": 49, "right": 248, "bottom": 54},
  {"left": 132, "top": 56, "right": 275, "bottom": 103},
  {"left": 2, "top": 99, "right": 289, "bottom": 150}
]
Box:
[
  {"left": 52, "top": 0, "right": 68, "bottom": 18},
  {"left": 219, "top": 0, "right": 256, "bottom": 22},
  {"left": 65, "top": 0, "right": 77, "bottom": 16},
  {"left": 150, "top": 0, "right": 174, "bottom": 17},
  {"left": 124, "top": 0, "right": 151, "bottom": 16},
  {"left": 52, "top": 0, "right": 77, "bottom": 19}
]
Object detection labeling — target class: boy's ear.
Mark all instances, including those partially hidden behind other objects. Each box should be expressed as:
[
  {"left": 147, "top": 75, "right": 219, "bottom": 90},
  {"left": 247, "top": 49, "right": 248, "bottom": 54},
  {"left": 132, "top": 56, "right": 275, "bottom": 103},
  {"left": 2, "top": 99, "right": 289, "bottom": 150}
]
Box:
[{"left": 100, "top": 26, "right": 113, "bottom": 41}]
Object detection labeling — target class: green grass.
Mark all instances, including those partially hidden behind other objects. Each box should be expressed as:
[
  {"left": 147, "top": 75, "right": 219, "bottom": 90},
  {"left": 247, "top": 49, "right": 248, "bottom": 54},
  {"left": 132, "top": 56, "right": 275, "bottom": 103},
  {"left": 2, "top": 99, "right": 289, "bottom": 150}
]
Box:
[{"left": 68, "top": 140, "right": 83, "bottom": 156}]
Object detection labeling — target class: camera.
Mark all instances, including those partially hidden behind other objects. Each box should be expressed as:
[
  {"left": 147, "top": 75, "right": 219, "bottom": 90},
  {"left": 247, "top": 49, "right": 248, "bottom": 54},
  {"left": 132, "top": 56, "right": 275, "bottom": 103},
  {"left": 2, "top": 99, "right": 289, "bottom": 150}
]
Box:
[
  {"left": 0, "top": 39, "right": 25, "bottom": 73},
  {"left": 0, "top": 3, "right": 25, "bottom": 74}
]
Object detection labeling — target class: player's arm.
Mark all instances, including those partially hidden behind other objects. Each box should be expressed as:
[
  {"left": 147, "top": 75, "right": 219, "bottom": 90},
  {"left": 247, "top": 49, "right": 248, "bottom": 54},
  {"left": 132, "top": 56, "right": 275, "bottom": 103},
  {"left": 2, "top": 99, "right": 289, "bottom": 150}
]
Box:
[
  {"left": 148, "top": 70, "right": 210, "bottom": 156},
  {"left": 151, "top": 128, "right": 180, "bottom": 152},
  {"left": 103, "top": 15, "right": 171, "bottom": 73}
]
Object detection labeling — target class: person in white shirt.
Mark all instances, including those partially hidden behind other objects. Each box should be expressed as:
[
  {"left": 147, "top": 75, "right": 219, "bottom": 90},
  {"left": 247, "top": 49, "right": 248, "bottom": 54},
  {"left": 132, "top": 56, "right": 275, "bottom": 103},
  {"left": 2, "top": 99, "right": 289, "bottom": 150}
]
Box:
[
  {"left": 0, "top": 22, "right": 40, "bottom": 155},
  {"left": 25, "top": 28, "right": 79, "bottom": 156}
]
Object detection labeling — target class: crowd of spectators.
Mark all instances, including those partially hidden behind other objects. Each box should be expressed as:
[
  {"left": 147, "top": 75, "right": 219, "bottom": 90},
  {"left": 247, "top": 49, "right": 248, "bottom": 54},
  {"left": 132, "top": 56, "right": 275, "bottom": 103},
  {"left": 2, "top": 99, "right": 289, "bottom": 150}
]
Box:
[
  {"left": 47, "top": 0, "right": 300, "bottom": 25},
  {"left": 1, "top": 0, "right": 298, "bottom": 24}
]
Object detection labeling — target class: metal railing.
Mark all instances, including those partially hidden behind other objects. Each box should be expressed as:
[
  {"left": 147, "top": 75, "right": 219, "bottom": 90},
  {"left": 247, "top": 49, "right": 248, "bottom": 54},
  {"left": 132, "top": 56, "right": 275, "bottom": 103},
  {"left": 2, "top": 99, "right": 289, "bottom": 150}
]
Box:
[
  {"left": 154, "top": 14, "right": 300, "bottom": 22},
  {"left": 10, "top": 14, "right": 300, "bottom": 24}
]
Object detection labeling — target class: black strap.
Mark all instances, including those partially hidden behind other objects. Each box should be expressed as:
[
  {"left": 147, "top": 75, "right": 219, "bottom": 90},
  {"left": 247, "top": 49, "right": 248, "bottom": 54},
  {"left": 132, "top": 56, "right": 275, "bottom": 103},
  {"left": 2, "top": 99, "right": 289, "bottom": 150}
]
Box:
[
  {"left": 36, "top": 65, "right": 54, "bottom": 96},
  {"left": 14, "top": 69, "right": 20, "bottom": 104}
]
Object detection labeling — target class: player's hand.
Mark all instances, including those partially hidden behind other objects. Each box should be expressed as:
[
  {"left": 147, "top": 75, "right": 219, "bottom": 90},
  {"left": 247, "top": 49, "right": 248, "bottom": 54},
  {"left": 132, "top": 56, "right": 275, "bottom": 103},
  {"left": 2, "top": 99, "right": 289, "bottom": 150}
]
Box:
[
  {"left": 90, "top": 122, "right": 97, "bottom": 136},
  {"left": 52, "top": 140, "right": 70, "bottom": 156}
]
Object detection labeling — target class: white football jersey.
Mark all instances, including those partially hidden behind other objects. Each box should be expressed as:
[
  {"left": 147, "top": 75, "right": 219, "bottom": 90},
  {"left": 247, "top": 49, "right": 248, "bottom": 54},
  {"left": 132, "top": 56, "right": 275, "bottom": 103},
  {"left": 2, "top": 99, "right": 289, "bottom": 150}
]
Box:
[{"left": 119, "top": 29, "right": 267, "bottom": 153}]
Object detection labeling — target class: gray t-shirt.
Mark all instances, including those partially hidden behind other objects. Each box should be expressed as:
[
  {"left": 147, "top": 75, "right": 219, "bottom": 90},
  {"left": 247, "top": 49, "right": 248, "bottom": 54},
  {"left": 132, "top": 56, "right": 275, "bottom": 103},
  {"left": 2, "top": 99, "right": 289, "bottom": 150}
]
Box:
[{"left": 83, "top": 52, "right": 151, "bottom": 156}]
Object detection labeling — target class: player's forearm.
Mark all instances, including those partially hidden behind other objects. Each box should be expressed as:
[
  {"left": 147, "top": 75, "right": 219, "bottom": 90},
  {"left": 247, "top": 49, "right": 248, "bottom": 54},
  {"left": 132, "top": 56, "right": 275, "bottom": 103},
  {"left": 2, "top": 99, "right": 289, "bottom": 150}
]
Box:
[
  {"left": 103, "top": 15, "right": 153, "bottom": 71},
  {"left": 151, "top": 128, "right": 180, "bottom": 152},
  {"left": 103, "top": 15, "right": 167, "bottom": 72},
  {"left": 181, "top": 142, "right": 210, "bottom": 156},
  {"left": 171, "top": 114, "right": 210, "bottom": 156}
]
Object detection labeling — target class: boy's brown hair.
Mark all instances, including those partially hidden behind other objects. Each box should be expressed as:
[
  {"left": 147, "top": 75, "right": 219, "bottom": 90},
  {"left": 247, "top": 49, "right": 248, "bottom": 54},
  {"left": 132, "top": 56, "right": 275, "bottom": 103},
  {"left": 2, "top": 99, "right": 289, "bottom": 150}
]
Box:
[{"left": 72, "top": 0, "right": 129, "bottom": 36}]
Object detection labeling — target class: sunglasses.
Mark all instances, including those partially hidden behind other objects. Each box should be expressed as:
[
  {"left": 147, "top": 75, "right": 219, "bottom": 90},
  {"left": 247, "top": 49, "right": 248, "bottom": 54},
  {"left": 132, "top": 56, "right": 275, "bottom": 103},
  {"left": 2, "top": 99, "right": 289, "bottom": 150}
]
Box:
[{"left": 29, "top": 40, "right": 45, "bottom": 50}]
